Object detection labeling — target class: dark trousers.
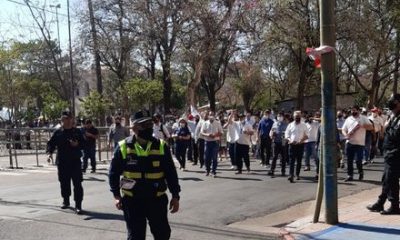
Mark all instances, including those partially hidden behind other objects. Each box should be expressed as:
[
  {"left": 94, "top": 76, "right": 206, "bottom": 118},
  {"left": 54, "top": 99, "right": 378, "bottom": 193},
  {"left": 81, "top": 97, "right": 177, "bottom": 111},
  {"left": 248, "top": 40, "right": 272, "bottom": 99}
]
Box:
[
  {"left": 377, "top": 170, "right": 388, "bottom": 205},
  {"left": 346, "top": 143, "right": 364, "bottom": 177},
  {"left": 187, "top": 138, "right": 198, "bottom": 163},
  {"left": 197, "top": 139, "right": 205, "bottom": 167},
  {"left": 58, "top": 164, "right": 83, "bottom": 204},
  {"left": 382, "top": 162, "right": 400, "bottom": 206},
  {"left": 271, "top": 142, "right": 287, "bottom": 174},
  {"left": 82, "top": 147, "right": 96, "bottom": 172},
  {"left": 176, "top": 144, "right": 187, "bottom": 169},
  {"left": 289, "top": 144, "right": 305, "bottom": 177},
  {"left": 228, "top": 142, "right": 236, "bottom": 166},
  {"left": 235, "top": 143, "right": 250, "bottom": 172},
  {"left": 260, "top": 137, "right": 272, "bottom": 165},
  {"left": 122, "top": 194, "right": 171, "bottom": 240}
]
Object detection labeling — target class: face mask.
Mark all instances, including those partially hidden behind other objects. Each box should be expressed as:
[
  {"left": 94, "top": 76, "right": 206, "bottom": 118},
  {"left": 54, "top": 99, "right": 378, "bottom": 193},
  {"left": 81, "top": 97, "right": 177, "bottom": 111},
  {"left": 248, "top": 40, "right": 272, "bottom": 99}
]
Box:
[
  {"left": 137, "top": 128, "right": 153, "bottom": 141},
  {"left": 295, "top": 117, "right": 301, "bottom": 123},
  {"left": 277, "top": 116, "right": 283, "bottom": 122},
  {"left": 337, "top": 115, "right": 343, "bottom": 118},
  {"left": 115, "top": 122, "right": 121, "bottom": 126},
  {"left": 352, "top": 112, "right": 358, "bottom": 117},
  {"left": 179, "top": 123, "right": 185, "bottom": 128},
  {"left": 209, "top": 117, "right": 215, "bottom": 122}
]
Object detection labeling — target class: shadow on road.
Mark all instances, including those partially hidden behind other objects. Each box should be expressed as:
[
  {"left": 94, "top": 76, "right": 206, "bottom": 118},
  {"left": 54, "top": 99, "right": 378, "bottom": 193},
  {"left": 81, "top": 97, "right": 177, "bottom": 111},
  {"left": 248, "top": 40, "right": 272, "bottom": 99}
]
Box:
[
  {"left": 83, "top": 176, "right": 106, "bottom": 182},
  {"left": 0, "top": 199, "right": 66, "bottom": 213},
  {"left": 82, "top": 210, "right": 125, "bottom": 221},
  {"left": 179, "top": 177, "right": 204, "bottom": 182},
  {"left": 215, "top": 176, "right": 263, "bottom": 181}
]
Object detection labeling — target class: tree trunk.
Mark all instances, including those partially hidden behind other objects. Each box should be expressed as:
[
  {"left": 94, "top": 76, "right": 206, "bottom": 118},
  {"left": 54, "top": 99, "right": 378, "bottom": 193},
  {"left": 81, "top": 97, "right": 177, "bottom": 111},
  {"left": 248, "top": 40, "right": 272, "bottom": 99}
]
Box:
[
  {"left": 208, "top": 84, "right": 216, "bottom": 112},
  {"left": 87, "top": 0, "right": 103, "bottom": 95},
  {"left": 162, "top": 60, "right": 172, "bottom": 113},
  {"left": 394, "top": 32, "right": 400, "bottom": 95},
  {"left": 187, "top": 56, "right": 205, "bottom": 107}
]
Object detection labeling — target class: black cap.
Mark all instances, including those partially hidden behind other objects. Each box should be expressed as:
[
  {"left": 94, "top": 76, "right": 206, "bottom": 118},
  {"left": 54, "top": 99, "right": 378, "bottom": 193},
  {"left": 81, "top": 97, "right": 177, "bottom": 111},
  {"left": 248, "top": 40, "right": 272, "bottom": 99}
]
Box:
[
  {"left": 131, "top": 110, "right": 152, "bottom": 124},
  {"left": 61, "top": 111, "right": 72, "bottom": 119}
]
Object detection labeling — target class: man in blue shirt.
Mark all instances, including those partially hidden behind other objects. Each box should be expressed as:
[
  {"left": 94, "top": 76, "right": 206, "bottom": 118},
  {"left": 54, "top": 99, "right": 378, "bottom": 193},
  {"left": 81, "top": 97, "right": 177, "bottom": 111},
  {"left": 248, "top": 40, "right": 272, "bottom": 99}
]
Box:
[
  {"left": 268, "top": 112, "right": 288, "bottom": 176},
  {"left": 258, "top": 109, "right": 274, "bottom": 166}
]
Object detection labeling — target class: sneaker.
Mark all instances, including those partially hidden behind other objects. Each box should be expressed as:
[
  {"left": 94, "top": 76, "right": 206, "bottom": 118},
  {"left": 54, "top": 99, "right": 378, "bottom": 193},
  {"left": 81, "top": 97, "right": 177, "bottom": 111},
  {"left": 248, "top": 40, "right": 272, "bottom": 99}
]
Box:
[
  {"left": 304, "top": 166, "right": 310, "bottom": 171},
  {"left": 61, "top": 202, "right": 70, "bottom": 209},
  {"left": 205, "top": 172, "right": 210, "bottom": 176},
  {"left": 235, "top": 171, "right": 242, "bottom": 175},
  {"left": 230, "top": 166, "right": 236, "bottom": 170},
  {"left": 344, "top": 176, "right": 353, "bottom": 182},
  {"left": 211, "top": 173, "right": 217, "bottom": 178},
  {"left": 340, "top": 163, "right": 345, "bottom": 169},
  {"left": 75, "top": 207, "right": 83, "bottom": 215},
  {"left": 366, "top": 203, "right": 384, "bottom": 212},
  {"left": 362, "top": 160, "right": 368, "bottom": 165},
  {"left": 90, "top": 170, "right": 95, "bottom": 173},
  {"left": 267, "top": 171, "right": 274, "bottom": 176}
]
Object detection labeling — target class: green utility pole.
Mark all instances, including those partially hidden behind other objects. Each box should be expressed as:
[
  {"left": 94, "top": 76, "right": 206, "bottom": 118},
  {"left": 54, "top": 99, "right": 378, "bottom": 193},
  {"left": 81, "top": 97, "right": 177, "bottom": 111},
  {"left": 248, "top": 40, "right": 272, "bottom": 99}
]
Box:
[{"left": 320, "top": 0, "right": 338, "bottom": 224}]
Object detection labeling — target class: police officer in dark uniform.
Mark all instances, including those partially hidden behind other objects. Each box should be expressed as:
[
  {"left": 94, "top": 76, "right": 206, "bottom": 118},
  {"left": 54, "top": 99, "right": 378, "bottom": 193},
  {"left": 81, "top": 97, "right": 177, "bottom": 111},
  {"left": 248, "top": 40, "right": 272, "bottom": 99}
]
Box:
[
  {"left": 47, "top": 111, "right": 85, "bottom": 214},
  {"left": 367, "top": 94, "right": 400, "bottom": 215},
  {"left": 109, "top": 111, "right": 181, "bottom": 240}
]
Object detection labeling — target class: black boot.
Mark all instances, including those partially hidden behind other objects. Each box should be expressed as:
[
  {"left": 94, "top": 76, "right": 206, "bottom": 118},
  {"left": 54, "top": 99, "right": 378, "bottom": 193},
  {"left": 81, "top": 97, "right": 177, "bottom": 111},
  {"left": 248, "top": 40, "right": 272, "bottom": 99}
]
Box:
[
  {"left": 366, "top": 202, "right": 384, "bottom": 212},
  {"left": 380, "top": 204, "right": 400, "bottom": 215},
  {"left": 75, "top": 202, "right": 82, "bottom": 215},
  {"left": 61, "top": 198, "right": 70, "bottom": 209}
]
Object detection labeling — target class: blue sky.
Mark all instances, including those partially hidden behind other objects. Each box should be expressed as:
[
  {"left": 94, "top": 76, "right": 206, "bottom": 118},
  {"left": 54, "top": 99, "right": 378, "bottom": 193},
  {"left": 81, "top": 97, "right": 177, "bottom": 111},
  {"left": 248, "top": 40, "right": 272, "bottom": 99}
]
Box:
[{"left": 0, "top": 0, "right": 81, "bottom": 50}]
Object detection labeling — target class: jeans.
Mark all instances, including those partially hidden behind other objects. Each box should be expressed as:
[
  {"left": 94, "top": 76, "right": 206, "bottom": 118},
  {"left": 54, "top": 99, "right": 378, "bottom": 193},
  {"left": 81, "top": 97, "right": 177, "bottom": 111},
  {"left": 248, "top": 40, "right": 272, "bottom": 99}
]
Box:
[
  {"left": 187, "top": 138, "right": 198, "bottom": 163},
  {"left": 82, "top": 147, "right": 96, "bottom": 172},
  {"left": 197, "top": 139, "right": 205, "bottom": 167},
  {"left": 289, "top": 144, "right": 305, "bottom": 177},
  {"left": 364, "top": 134, "right": 372, "bottom": 161},
  {"left": 205, "top": 141, "right": 219, "bottom": 174},
  {"left": 346, "top": 143, "right": 364, "bottom": 177},
  {"left": 304, "top": 142, "right": 317, "bottom": 167}
]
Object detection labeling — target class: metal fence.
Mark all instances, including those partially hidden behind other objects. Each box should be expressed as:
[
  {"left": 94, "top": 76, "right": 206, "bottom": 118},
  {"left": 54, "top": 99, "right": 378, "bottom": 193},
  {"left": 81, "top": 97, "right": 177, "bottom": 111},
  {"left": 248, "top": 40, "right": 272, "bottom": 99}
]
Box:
[{"left": 0, "top": 127, "right": 114, "bottom": 168}]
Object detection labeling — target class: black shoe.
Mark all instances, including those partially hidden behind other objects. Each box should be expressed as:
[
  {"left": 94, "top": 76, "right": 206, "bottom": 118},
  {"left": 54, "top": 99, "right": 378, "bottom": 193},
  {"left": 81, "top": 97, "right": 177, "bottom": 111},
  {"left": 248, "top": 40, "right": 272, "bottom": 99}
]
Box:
[
  {"left": 296, "top": 176, "right": 301, "bottom": 180},
  {"left": 315, "top": 175, "right": 319, "bottom": 181},
  {"left": 75, "top": 208, "right": 83, "bottom": 215},
  {"left": 205, "top": 172, "right": 210, "bottom": 176},
  {"left": 267, "top": 171, "right": 274, "bottom": 176},
  {"left": 380, "top": 207, "right": 400, "bottom": 215},
  {"left": 344, "top": 176, "right": 353, "bottom": 182},
  {"left": 90, "top": 169, "right": 96, "bottom": 173},
  {"left": 359, "top": 173, "right": 364, "bottom": 181},
  {"left": 366, "top": 203, "right": 384, "bottom": 212},
  {"left": 288, "top": 176, "right": 294, "bottom": 183},
  {"left": 235, "top": 171, "right": 242, "bottom": 174},
  {"left": 61, "top": 199, "right": 70, "bottom": 209},
  {"left": 281, "top": 172, "right": 286, "bottom": 176}
]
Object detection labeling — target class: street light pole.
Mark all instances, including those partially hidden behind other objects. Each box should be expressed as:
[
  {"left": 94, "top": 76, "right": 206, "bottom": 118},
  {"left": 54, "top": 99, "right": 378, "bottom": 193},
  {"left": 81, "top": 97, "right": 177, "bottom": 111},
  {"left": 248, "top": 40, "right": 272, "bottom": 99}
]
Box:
[
  {"left": 67, "top": 0, "right": 75, "bottom": 116},
  {"left": 49, "top": 4, "right": 61, "bottom": 52}
]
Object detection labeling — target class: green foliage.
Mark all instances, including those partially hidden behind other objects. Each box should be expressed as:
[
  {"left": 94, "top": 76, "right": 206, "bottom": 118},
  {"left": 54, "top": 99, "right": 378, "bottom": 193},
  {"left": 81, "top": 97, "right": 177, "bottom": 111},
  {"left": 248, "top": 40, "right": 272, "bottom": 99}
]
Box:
[
  {"left": 122, "top": 78, "right": 164, "bottom": 111},
  {"left": 42, "top": 92, "right": 69, "bottom": 121},
  {"left": 80, "top": 91, "right": 110, "bottom": 121}
]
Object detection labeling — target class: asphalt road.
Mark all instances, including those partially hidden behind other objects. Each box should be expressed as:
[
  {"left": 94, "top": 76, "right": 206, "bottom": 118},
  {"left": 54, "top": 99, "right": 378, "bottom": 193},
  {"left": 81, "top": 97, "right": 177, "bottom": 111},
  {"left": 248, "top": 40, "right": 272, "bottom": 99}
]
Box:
[{"left": 0, "top": 155, "right": 385, "bottom": 240}]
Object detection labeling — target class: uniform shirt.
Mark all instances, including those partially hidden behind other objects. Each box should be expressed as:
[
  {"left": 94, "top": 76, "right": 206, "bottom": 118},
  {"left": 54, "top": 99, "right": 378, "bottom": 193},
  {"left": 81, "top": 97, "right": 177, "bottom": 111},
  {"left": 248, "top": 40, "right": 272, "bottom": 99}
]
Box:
[
  {"left": 81, "top": 126, "right": 99, "bottom": 149},
  {"left": 47, "top": 128, "right": 85, "bottom": 166},
  {"left": 108, "top": 136, "right": 181, "bottom": 199},
  {"left": 108, "top": 124, "right": 130, "bottom": 144},
  {"left": 236, "top": 121, "right": 253, "bottom": 146},
  {"left": 305, "top": 121, "right": 320, "bottom": 143},
  {"left": 383, "top": 114, "right": 400, "bottom": 165},
  {"left": 200, "top": 120, "right": 223, "bottom": 142},
  {"left": 270, "top": 121, "right": 288, "bottom": 143},
  {"left": 342, "top": 115, "right": 371, "bottom": 146},
  {"left": 153, "top": 122, "right": 171, "bottom": 140},
  {"left": 285, "top": 121, "right": 308, "bottom": 143}
]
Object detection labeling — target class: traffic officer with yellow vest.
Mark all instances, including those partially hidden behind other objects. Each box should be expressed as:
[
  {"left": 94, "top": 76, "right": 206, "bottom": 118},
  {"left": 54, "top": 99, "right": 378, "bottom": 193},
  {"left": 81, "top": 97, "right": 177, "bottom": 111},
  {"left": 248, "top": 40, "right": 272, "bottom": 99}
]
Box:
[{"left": 109, "top": 110, "right": 181, "bottom": 240}]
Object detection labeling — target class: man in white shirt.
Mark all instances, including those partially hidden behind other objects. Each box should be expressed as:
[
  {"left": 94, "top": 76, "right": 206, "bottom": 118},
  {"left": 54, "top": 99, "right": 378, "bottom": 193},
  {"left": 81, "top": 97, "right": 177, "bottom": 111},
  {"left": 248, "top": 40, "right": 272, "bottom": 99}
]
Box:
[
  {"left": 195, "top": 111, "right": 208, "bottom": 168},
  {"left": 152, "top": 114, "right": 171, "bottom": 141},
  {"left": 342, "top": 105, "right": 374, "bottom": 182},
  {"left": 226, "top": 113, "right": 254, "bottom": 174},
  {"left": 304, "top": 112, "right": 321, "bottom": 172},
  {"left": 285, "top": 111, "right": 308, "bottom": 183},
  {"left": 224, "top": 110, "right": 239, "bottom": 169},
  {"left": 200, "top": 111, "right": 223, "bottom": 177},
  {"left": 368, "top": 107, "right": 384, "bottom": 161}
]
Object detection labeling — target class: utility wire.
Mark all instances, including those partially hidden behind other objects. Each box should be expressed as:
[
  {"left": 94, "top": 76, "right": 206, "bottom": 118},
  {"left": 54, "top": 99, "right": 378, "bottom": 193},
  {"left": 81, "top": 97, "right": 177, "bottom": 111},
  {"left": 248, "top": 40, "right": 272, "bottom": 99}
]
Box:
[{"left": 4, "top": 0, "right": 68, "bottom": 17}]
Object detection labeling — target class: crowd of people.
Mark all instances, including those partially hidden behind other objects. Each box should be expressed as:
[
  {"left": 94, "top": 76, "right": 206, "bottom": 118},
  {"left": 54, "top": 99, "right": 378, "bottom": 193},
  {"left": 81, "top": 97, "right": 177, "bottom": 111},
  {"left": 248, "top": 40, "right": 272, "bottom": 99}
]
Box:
[{"left": 107, "top": 105, "right": 389, "bottom": 183}]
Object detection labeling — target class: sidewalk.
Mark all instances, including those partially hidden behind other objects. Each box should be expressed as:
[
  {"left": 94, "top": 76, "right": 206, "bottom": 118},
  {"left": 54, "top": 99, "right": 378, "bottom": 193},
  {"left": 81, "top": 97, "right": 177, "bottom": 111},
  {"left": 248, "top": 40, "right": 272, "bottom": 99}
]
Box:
[{"left": 230, "top": 187, "right": 400, "bottom": 240}]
